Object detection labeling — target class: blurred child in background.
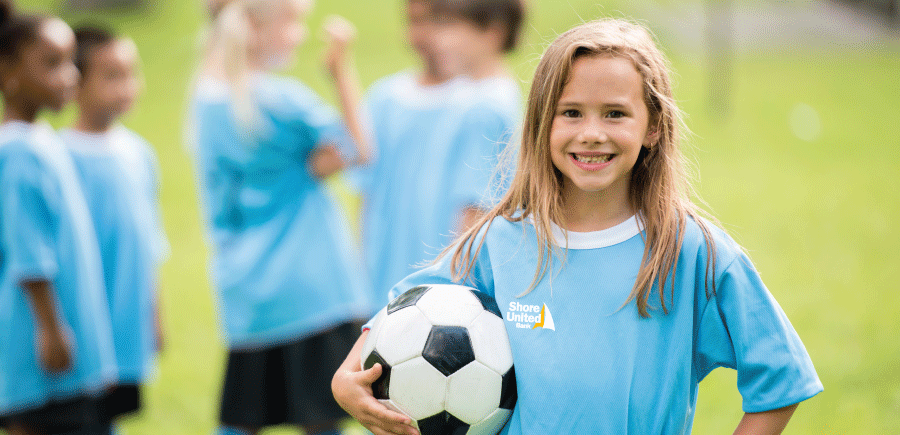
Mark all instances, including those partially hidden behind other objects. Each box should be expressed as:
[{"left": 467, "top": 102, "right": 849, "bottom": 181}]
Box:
[
  {"left": 191, "top": 0, "right": 372, "bottom": 434},
  {"left": 0, "top": 1, "right": 117, "bottom": 434},
  {"left": 358, "top": 0, "right": 525, "bottom": 311},
  {"left": 60, "top": 24, "right": 168, "bottom": 430},
  {"left": 429, "top": 0, "right": 525, "bottom": 201}
]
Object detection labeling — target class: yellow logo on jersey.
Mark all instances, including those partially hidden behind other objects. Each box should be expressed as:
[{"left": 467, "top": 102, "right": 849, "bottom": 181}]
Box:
[{"left": 532, "top": 304, "right": 556, "bottom": 331}]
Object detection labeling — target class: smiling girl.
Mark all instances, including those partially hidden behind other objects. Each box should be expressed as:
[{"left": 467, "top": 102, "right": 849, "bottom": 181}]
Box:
[{"left": 333, "top": 18, "right": 822, "bottom": 435}]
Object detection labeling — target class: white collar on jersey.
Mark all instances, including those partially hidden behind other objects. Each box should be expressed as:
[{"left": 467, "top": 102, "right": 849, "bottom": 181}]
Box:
[
  {"left": 0, "top": 121, "right": 56, "bottom": 146},
  {"left": 389, "top": 70, "right": 473, "bottom": 108},
  {"left": 61, "top": 126, "right": 125, "bottom": 155},
  {"left": 548, "top": 215, "right": 643, "bottom": 250},
  {"left": 194, "top": 74, "right": 231, "bottom": 100}
]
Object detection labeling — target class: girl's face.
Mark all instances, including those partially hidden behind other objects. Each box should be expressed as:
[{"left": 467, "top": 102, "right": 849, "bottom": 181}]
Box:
[
  {"left": 13, "top": 19, "right": 79, "bottom": 112},
  {"left": 549, "top": 54, "right": 652, "bottom": 205},
  {"left": 251, "top": 0, "right": 311, "bottom": 71}
]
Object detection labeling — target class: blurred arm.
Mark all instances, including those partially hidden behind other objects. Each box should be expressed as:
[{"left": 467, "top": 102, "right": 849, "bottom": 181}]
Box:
[
  {"left": 324, "top": 16, "right": 373, "bottom": 167},
  {"left": 733, "top": 403, "right": 798, "bottom": 435},
  {"left": 22, "top": 279, "right": 72, "bottom": 373}
]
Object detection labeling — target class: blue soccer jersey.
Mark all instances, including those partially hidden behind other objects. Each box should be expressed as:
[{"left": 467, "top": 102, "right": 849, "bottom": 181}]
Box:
[
  {"left": 380, "top": 215, "right": 823, "bottom": 434},
  {"left": 190, "top": 74, "right": 371, "bottom": 349},
  {"left": 61, "top": 126, "right": 169, "bottom": 384},
  {"left": 359, "top": 71, "right": 521, "bottom": 311},
  {"left": 0, "top": 121, "right": 117, "bottom": 415}
]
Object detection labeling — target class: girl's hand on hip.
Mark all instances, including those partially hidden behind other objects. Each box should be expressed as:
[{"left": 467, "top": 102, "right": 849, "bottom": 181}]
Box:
[{"left": 308, "top": 145, "right": 345, "bottom": 179}]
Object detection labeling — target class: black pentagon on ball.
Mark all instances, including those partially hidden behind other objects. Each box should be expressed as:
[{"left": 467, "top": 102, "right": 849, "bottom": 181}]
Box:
[
  {"left": 422, "top": 326, "right": 475, "bottom": 376},
  {"left": 417, "top": 411, "right": 470, "bottom": 435},
  {"left": 387, "top": 285, "right": 431, "bottom": 314},
  {"left": 363, "top": 350, "right": 392, "bottom": 400},
  {"left": 500, "top": 366, "right": 517, "bottom": 410},
  {"left": 467, "top": 288, "right": 502, "bottom": 318}
]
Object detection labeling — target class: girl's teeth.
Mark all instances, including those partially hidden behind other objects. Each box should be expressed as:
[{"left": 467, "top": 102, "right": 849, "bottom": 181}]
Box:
[{"left": 574, "top": 154, "right": 611, "bottom": 164}]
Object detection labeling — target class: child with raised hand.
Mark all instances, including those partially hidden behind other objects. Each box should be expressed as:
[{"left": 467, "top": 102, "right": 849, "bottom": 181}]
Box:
[
  {"left": 59, "top": 24, "right": 169, "bottom": 428},
  {"left": 359, "top": 0, "right": 525, "bottom": 313},
  {"left": 334, "top": 18, "right": 822, "bottom": 435},
  {"left": 0, "top": 1, "right": 117, "bottom": 434},
  {"left": 190, "top": 1, "right": 371, "bottom": 434}
]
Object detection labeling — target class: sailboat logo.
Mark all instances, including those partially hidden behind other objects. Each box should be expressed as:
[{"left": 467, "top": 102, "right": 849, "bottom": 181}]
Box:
[{"left": 532, "top": 304, "right": 555, "bottom": 331}]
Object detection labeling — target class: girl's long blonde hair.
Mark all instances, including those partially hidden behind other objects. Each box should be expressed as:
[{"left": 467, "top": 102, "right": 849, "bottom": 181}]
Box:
[
  {"left": 445, "top": 18, "right": 718, "bottom": 317},
  {"left": 203, "top": 0, "right": 304, "bottom": 129}
]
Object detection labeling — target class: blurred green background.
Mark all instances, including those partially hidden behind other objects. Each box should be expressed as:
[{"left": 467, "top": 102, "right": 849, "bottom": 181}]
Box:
[{"left": 8, "top": 0, "right": 900, "bottom": 433}]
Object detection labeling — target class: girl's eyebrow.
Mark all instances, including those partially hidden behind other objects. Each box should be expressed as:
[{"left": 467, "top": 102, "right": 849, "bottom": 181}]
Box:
[{"left": 557, "top": 99, "right": 632, "bottom": 109}]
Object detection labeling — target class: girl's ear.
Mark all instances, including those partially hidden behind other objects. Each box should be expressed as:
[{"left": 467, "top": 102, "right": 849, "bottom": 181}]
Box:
[{"left": 643, "top": 127, "right": 659, "bottom": 148}]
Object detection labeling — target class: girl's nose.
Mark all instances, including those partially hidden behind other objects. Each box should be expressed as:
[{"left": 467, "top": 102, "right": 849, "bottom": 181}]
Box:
[{"left": 578, "top": 118, "right": 607, "bottom": 145}]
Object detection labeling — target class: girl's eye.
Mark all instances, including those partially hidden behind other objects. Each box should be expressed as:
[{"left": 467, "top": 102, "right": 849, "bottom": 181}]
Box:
[
  {"left": 606, "top": 110, "right": 626, "bottom": 118},
  {"left": 561, "top": 109, "right": 580, "bottom": 118}
]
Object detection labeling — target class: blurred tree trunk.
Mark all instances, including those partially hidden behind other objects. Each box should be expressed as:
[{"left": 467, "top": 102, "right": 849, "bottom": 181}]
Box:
[{"left": 705, "top": 0, "right": 733, "bottom": 120}]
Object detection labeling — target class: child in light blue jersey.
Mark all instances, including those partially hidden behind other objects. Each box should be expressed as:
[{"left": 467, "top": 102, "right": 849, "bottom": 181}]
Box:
[
  {"left": 334, "top": 19, "right": 822, "bottom": 435},
  {"left": 191, "top": 1, "right": 372, "bottom": 434},
  {"left": 358, "top": 0, "right": 525, "bottom": 312},
  {"left": 60, "top": 24, "right": 169, "bottom": 427},
  {"left": 0, "top": 2, "right": 117, "bottom": 434}
]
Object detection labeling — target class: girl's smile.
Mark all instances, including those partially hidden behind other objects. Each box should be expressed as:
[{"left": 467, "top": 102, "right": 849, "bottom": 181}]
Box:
[
  {"left": 549, "top": 54, "right": 652, "bottom": 208},
  {"left": 570, "top": 151, "right": 614, "bottom": 169}
]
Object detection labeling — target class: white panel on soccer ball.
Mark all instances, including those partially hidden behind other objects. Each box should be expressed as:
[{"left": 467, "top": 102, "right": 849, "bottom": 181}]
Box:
[
  {"left": 468, "top": 310, "right": 513, "bottom": 374},
  {"left": 416, "top": 284, "right": 484, "bottom": 326},
  {"left": 466, "top": 408, "right": 513, "bottom": 435},
  {"left": 446, "top": 361, "right": 502, "bottom": 424},
  {"left": 378, "top": 399, "right": 419, "bottom": 431},
  {"left": 389, "top": 357, "right": 448, "bottom": 421},
  {"left": 376, "top": 306, "right": 433, "bottom": 366},
  {"left": 361, "top": 307, "right": 388, "bottom": 369}
]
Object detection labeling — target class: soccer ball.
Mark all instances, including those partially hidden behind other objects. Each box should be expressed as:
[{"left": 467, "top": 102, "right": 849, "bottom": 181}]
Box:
[{"left": 361, "top": 284, "right": 516, "bottom": 435}]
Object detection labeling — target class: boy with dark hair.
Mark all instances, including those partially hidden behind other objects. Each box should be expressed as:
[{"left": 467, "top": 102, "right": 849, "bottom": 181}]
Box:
[{"left": 61, "top": 23, "right": 168, "bottom": 429}]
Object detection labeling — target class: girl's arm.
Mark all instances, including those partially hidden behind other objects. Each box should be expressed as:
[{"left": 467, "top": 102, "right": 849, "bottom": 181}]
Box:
[
  {"left": 733, "top": 403, "right": 798, "bottom": 435},
  {"left": 323, "top": 16, "right": 372, "bottom": 168},
  {"left": 22, "top": 279, "right": 72, "bottom": 372},
  {"left": 332, "top": 330, "right": 419, "bottom": 435}
]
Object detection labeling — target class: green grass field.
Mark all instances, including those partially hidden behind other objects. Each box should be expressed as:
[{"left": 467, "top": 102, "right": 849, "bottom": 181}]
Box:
[{"left": 10, "top": 0, "right": 900, "bottom": 433}]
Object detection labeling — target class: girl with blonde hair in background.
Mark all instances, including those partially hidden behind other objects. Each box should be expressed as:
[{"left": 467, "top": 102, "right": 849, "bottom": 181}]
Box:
[{"left": 190, "top": 1, "right": 372, "bottom": 434}]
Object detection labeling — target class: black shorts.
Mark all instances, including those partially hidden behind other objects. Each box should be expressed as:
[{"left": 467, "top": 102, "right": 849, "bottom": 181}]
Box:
[
  {"left": 0, "top": 393, "right": 110, "bottom": 434},
  {"left": 219, "top": 321, "right": 361, "bottom": 428},
  {"left": 98, "top": 384, "right": 141, "bottom": 421}
]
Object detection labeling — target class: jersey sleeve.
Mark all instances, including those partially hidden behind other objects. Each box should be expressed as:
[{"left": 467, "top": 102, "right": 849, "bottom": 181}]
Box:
[
  {"left": 695, "top": 252, "right": 823, "bottom": 412},
  {"left": 0, "top": 152, "right": 60, "bottom": 283},
  {"left": 449, "top": 104, "right": 513, "bottom": 210}
]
